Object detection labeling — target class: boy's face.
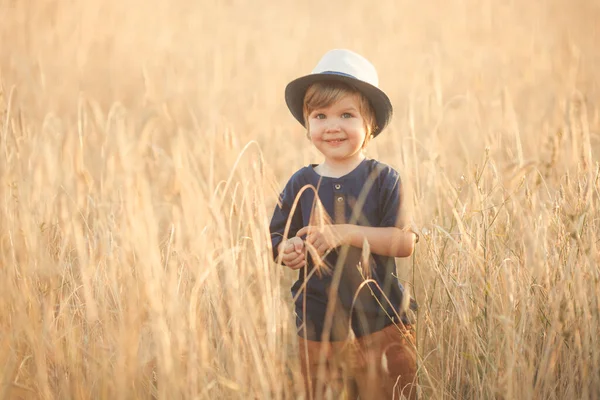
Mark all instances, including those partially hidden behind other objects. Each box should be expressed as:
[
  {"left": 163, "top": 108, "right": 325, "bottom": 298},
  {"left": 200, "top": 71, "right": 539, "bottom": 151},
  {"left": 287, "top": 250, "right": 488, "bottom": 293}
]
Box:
[{"left": 306, "top": 94, "right": 368, "bottom": 165}]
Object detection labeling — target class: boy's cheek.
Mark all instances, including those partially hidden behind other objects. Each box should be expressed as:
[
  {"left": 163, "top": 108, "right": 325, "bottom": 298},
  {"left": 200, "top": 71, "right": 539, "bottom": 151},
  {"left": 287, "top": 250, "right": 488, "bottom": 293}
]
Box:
[{"left": 308, "top": 120, "right": 324, "bottom": 131}]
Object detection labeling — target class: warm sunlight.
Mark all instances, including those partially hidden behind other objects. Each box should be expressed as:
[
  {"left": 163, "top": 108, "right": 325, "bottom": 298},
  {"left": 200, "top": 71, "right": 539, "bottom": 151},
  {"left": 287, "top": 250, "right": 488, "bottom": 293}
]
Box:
[{"left": 1, "top": 0, "right": 599, "bottom": 398}]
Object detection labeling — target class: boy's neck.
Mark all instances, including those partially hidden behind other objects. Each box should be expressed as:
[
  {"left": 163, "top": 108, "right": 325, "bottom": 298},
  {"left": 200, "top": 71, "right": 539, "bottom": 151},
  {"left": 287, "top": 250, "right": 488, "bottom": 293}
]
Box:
[{"left": 315, "top": 154, "right": 366, "bottom": 178}]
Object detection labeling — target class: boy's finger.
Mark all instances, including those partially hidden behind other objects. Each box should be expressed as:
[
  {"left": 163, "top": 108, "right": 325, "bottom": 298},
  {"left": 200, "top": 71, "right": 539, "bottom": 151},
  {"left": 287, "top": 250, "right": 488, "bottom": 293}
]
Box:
[
  {"left": 283, "top": 241, "right": 296, "bottom": 253},
  {"left": 311, "top": 237, "right": 323, "bottom": 250},
  {"left": 283, "top": 250, "right": 297, "bottom": 261},
  {"left": 317, "top": 243, "right": 329, "bottom": 256},
  {"left": 284, "top": 251, "right": 304, "bottom": 267},
  {"left": 306, "top": 230, "right": 321, "bottom": 242},
  {"left": 296, "top": 226, "right": 315, "bottom": 238},
  {"left": 290, "top": 253, "right": 304, "bottom": 264},
  {"left": 289, "top": 252, "right": 305, "bottom": 266},
  {"left": 288, "top": 260, "right": 306, "bottom": 270},
  {"left": 294, "top": 240, "right": 304, "bottom": 253}
]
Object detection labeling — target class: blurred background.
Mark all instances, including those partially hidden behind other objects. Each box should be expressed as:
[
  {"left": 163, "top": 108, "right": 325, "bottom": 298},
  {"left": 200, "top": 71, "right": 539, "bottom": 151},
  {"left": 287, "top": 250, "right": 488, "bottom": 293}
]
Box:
[
  {"left": 1, "top": 0, "right": 599, "bottom": 399},
  {"left": 2, "top": 0, "right": 598, "bottom": 137}
]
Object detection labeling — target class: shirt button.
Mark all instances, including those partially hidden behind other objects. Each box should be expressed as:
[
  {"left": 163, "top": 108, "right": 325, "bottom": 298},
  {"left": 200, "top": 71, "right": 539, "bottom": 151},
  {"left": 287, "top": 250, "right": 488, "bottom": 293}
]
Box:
[
  {"left": 336, "top": 196, "right": 343, "bottom": 203},
  {"left": 334, "top": 184, "right": 341, "bottom": 190}
]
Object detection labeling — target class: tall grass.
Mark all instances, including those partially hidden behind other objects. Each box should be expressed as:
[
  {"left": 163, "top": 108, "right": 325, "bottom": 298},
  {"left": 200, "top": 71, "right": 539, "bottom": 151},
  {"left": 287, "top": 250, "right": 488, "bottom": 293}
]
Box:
[{"left": 1, "top": 0, "right": 599, "bottom": 398}]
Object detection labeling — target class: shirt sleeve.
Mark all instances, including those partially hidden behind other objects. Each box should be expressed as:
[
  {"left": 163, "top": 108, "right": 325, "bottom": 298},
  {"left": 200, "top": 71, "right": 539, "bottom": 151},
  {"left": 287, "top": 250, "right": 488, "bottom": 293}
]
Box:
[
  {"left": 378, "top": 166, "right": 407, "bottom": 229},
  {"left": 269, "top": 175, "right": 304, "bottom": 262}
]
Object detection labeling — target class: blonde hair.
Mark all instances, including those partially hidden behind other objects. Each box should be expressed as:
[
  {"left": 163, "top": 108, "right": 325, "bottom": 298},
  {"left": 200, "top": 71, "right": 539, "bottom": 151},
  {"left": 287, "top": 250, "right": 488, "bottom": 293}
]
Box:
[{"left": 302, "top": 81, "right": 377, "bottom": 148}]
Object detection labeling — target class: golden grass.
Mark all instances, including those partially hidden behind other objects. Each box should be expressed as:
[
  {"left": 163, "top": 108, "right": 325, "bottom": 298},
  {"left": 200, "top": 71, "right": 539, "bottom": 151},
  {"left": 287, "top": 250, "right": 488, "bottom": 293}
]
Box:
[{"left": 1, "top": 0, "right": 599, "bottom": 398}]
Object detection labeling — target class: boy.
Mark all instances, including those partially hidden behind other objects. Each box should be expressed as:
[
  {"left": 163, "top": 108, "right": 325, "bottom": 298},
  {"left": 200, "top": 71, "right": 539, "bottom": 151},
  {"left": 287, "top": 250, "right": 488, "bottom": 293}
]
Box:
[{"left": 269, "top": 49, "right": 419, "bottom": 399}]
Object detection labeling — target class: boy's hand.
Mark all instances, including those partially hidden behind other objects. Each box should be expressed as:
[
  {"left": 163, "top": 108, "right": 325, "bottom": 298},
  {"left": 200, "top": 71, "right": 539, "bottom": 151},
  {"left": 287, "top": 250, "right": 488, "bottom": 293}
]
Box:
[
  {"left": 278, "top": 237, "right": 306, "bottom": 270},
  {"left": 296, "top": 224, "right": 349, "bottom": 257}
]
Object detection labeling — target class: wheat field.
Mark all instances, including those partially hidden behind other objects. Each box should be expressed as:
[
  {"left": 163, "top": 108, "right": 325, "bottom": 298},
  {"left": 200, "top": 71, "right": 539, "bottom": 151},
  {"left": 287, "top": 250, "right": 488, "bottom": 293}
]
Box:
[{"left": 1, "top": 0, "right": 599, "bottom": 399}]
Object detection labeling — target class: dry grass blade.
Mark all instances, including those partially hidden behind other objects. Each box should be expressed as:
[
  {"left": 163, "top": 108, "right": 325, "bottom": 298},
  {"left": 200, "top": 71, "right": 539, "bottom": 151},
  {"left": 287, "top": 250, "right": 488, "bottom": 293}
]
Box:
[{"left": 0, "top": 0, "right": 599, "bottom": 399}]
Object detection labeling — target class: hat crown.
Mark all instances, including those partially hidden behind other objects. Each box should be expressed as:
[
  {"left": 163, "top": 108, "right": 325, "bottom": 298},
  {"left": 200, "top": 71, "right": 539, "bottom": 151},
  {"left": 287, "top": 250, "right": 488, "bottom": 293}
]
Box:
[{"left": 311, "top": 49, "right": 379, "bottom": 88}]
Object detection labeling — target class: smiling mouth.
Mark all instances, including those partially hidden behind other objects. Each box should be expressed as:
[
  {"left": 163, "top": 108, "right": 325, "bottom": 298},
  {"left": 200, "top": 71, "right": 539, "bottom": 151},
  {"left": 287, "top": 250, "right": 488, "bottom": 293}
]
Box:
[{"left": 325, "top": 139, "right": 346, "bottom": 144}]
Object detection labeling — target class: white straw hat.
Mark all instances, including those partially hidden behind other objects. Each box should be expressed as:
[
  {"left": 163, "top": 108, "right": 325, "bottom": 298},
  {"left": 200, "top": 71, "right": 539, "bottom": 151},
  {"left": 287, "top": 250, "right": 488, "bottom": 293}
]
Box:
[{"left": 285, "top": 49, "right": 393, "bottom": 137}]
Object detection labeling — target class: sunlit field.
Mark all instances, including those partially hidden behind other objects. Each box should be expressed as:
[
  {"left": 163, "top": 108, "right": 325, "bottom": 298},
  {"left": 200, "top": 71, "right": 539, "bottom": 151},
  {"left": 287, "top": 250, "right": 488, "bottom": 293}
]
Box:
[{"left": 1, "top": 0, "right": 599, "bottom": 398}]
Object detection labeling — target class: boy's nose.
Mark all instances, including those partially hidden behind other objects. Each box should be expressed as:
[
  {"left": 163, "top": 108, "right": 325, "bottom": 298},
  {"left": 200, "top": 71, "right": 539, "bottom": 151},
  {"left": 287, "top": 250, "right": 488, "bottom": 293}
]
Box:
[{"left": 324, "top": 119, "right": 341, "bottom": 132}]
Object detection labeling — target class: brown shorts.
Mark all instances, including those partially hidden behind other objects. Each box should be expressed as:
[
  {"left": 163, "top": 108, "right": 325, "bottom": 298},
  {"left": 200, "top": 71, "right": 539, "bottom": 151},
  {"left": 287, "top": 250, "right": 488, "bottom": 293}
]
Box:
[{"left": 298, "top": 323, "right": 417, "bottom": 400}]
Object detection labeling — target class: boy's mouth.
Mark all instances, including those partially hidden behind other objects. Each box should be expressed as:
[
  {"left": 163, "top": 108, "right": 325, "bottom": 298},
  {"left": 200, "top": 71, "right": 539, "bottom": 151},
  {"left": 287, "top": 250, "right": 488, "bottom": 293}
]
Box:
[{"left": 325, "top": 139, "right": 346, "bottom": 144}]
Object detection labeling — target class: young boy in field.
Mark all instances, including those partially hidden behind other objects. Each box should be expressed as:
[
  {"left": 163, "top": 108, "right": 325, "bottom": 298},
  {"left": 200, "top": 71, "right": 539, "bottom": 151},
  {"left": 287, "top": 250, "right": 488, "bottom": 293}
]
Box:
[{"left": 269, "top": 49, "right": 419, "bottom": 399}]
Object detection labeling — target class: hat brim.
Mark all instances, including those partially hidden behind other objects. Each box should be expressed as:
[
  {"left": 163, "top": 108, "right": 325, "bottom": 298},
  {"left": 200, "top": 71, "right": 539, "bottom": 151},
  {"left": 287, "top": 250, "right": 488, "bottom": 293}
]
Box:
[{"left": 284, "top": 72, "right": 393, "bottom": 137}]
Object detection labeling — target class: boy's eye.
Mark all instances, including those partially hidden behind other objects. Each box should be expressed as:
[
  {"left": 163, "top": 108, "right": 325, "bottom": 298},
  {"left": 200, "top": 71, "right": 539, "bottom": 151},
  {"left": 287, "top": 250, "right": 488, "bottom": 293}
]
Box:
[
  {"left": 341, "top": 112, "right": 353, "bottom": 118},
  {"left": 314, "top": 113, "right": 326, "bottom": 119}
]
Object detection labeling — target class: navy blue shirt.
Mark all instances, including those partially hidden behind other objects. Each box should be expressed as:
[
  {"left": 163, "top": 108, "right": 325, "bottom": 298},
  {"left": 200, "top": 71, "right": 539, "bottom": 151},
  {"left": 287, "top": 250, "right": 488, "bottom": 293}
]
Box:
[{"left": 269, "top": 158, "right": 412, "bottom": 341}]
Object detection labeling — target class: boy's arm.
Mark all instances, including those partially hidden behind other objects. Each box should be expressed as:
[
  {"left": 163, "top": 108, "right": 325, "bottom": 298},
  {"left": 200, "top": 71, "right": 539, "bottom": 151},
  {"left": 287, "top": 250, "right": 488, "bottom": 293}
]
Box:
[
  {"left": 340, "top": 225, "right": 416, "bottom": 258},
  {"left": 296, "top": 224, "right": 417, "bottom": 258},
  {"left": 269, "top": 178, "right": 303, "bottom": 262}
]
